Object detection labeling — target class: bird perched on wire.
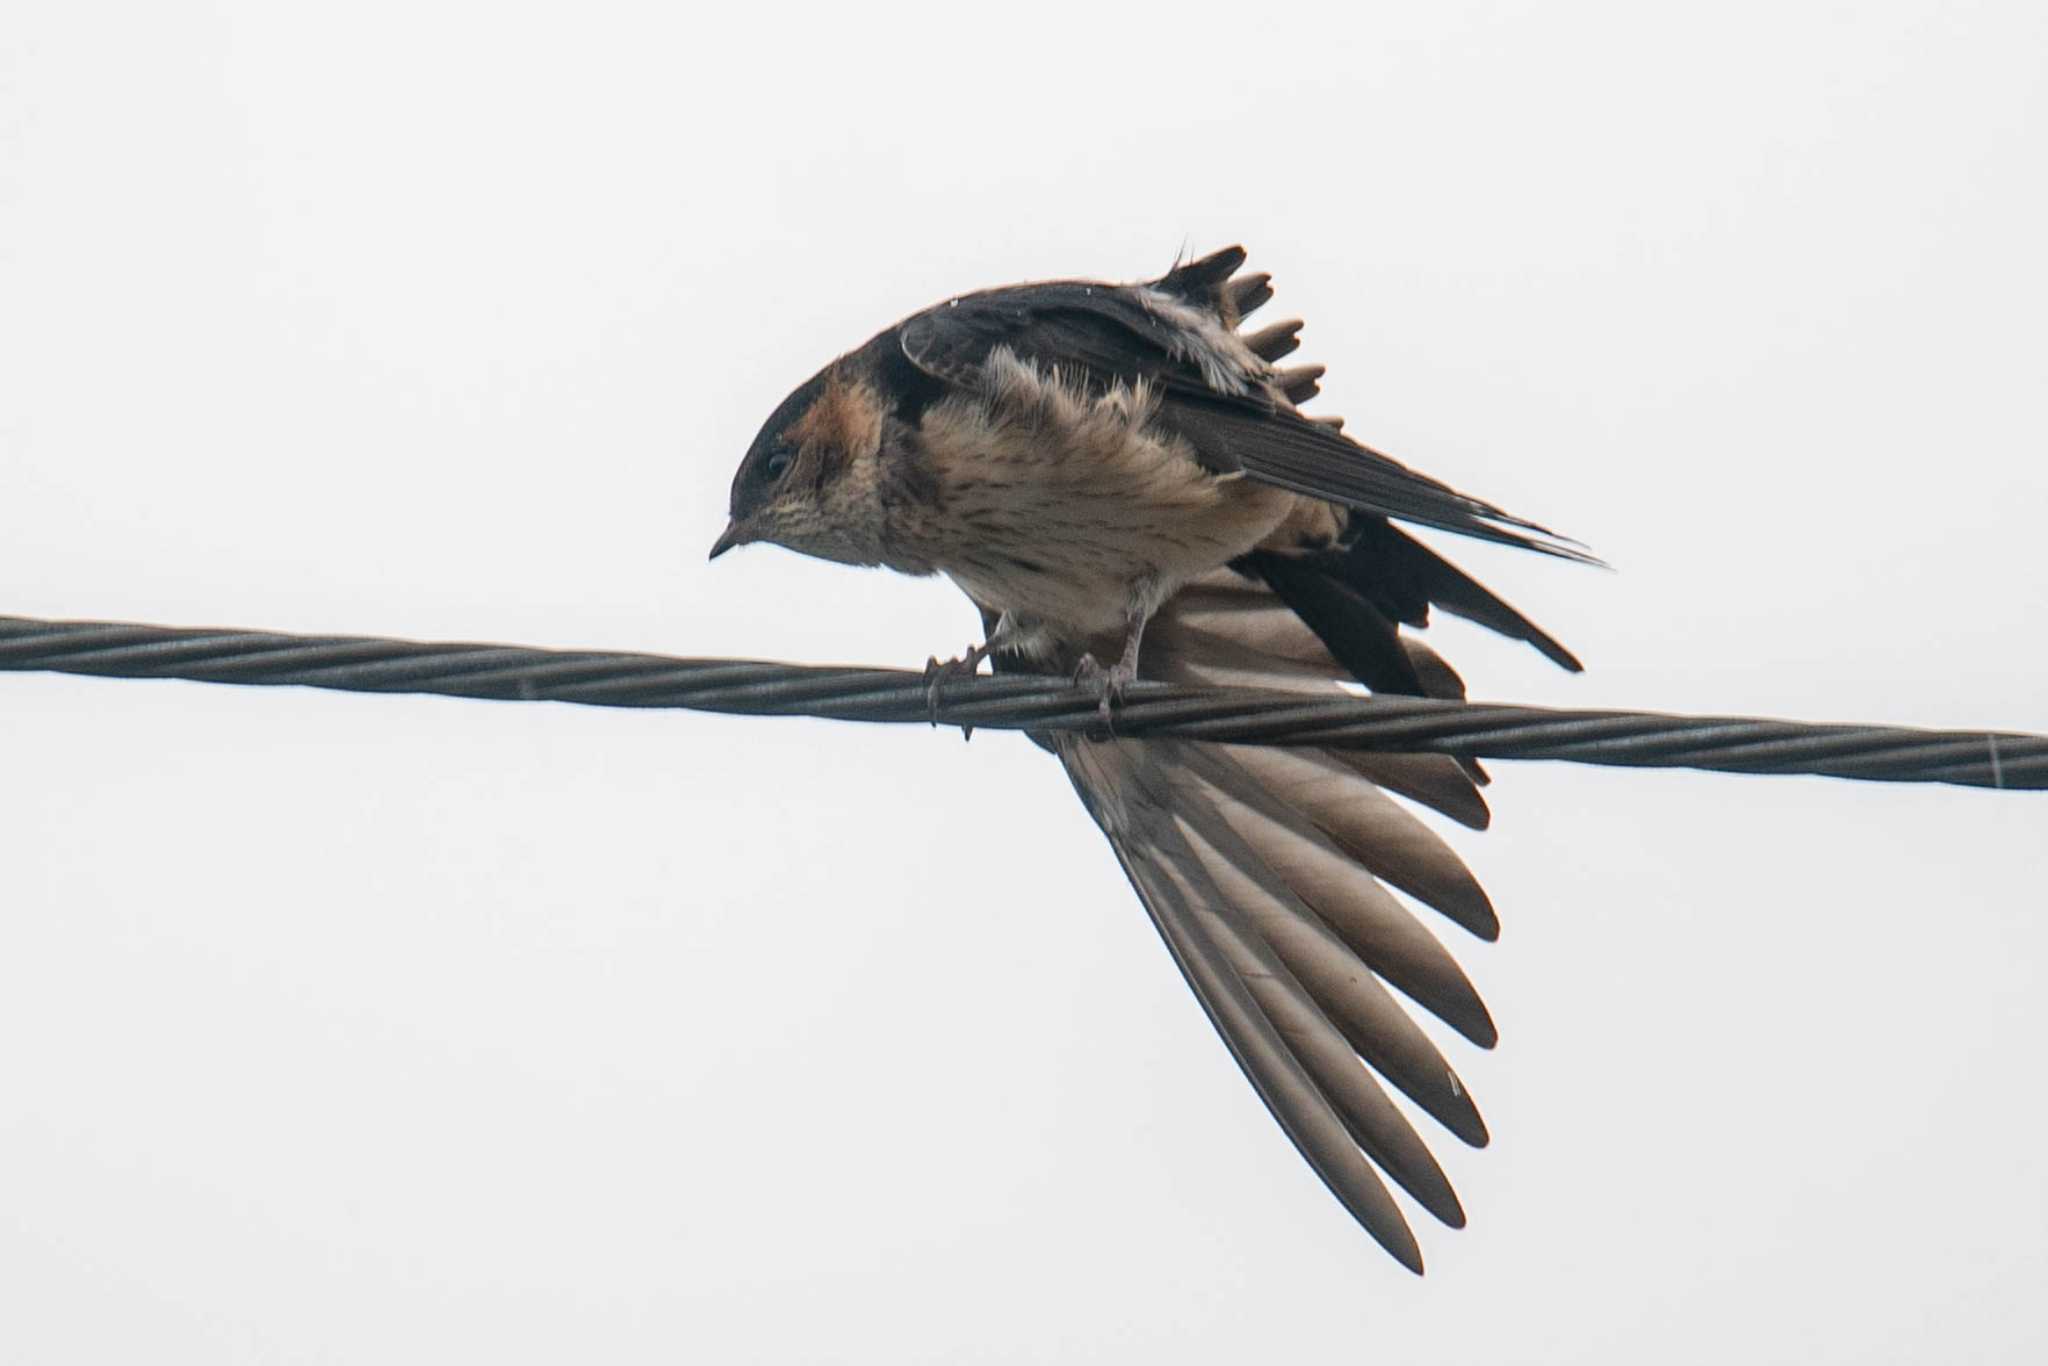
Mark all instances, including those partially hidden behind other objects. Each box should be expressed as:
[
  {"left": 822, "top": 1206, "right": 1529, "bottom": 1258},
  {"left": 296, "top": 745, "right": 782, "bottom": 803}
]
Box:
[{"left": 710, "top": 246, "right": 1592, "bottom": 1272}]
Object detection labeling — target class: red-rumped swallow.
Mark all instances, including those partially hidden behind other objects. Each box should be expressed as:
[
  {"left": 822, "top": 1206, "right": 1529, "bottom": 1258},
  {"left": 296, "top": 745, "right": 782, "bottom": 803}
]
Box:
[{"left": 712, "top": 246, "right": 1591, "bottom": 1271}]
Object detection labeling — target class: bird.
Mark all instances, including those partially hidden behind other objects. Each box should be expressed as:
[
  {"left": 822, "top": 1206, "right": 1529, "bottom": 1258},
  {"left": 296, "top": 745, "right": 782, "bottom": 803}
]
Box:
[{"left": 710, "top": 245, "right": 1592, "bottom": 1272}]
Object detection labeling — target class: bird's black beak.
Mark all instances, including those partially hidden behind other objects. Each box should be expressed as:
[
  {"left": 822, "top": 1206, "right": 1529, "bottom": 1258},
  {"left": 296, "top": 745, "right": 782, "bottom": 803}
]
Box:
[{"left": 708, "top": 520, "right": 745, "bottom": 561}]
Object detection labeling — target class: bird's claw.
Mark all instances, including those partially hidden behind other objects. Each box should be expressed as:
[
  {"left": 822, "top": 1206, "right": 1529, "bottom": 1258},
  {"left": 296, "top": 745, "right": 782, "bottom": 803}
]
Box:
[
  {"left": 923, "top": 646, "right": 985, "bottom": 739},
  {"left": 1073, "top": 653, "right": 1137, "bottom": 738}
]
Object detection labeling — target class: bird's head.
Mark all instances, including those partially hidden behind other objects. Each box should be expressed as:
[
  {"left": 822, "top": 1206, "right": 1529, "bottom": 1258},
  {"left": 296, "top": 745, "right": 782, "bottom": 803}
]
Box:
[{"left": 709, "top": 362, "right": 903, "bottom": 568}]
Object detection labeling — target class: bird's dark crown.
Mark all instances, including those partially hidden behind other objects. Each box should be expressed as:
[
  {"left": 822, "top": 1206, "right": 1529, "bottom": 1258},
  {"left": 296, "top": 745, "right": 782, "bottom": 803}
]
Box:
[{"left": 730, "top": 366, "right": 833, "bottom": 524}]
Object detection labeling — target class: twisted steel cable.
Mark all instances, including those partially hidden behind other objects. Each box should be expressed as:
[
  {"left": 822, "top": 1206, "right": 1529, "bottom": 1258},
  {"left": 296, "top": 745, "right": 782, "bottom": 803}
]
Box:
[{"left": 2, "top": 613, "right": 2041, "bottom": 791}]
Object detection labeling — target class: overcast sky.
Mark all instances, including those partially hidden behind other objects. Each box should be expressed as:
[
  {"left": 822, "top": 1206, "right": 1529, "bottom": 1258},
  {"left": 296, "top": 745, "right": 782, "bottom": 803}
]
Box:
[{"left": 4, "top": 3, "right": 2045, "bottom": 1362}]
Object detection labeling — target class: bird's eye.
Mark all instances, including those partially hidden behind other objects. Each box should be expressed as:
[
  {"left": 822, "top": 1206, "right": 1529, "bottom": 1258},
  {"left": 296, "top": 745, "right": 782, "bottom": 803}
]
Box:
[{"left": 762, "top": 447, "right": 794, "bottom": 482}]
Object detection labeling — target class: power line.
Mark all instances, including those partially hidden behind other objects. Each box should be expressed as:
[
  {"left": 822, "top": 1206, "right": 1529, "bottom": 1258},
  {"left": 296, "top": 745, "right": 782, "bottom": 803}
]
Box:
[{"left": 2, "top": 613, "right": 2040, "bottom": 790}]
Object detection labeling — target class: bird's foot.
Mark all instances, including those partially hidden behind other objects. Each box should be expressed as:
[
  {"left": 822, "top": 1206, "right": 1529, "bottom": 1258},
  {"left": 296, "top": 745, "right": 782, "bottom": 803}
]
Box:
[
  {"left": 923, "top": 644, "right": 989, "bottom": 738},
  {"left": 1072, "top": 653, "right": 1138, "bottom": 737}
]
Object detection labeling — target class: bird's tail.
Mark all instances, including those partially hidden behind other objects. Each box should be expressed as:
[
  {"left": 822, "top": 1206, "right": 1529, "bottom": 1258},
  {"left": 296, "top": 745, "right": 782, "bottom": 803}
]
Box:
[{"left": 1243, "top": 520, "right": 1583, "bottom": 700}]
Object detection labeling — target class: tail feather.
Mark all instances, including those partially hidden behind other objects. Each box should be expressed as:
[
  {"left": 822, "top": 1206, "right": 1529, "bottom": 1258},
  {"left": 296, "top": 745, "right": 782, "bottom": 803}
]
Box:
[
  {"left": 1342, "top": 520, "right": 1585, "bottom": 673},
  {"left": 1158, "top": 243, "right": 1247, "bottom": 293},
  {"left": 1242, "top": 550, "right": 1429, "bottom": 696},
  {"left": 1244, "top": 318, "right": 1305, "bottom": 362},
  {"left": 1401, "top": 637, "right": 1475, "bottom": 706},
  {"left": 1228, "top": 272, "right": 1275, "bottom": 321},
  {"left": 1274, "top": 363, "right": 1325, "bottom": 402}
]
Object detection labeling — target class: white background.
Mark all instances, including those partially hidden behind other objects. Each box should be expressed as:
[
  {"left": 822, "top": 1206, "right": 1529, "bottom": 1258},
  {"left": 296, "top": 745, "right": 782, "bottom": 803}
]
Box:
[{"left": 4, "top": 3, "right": 2045, "bottom": 1361}]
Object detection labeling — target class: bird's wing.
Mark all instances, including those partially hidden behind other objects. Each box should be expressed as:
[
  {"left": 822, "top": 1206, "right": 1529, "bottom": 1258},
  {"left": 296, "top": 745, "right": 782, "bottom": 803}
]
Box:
[
  {"left": 898, "top": 267, "right": 1593, "bottom": 563},
  {"left": 1016, "top": 570, "right": 1507, "bottom": 1273},
  {"left": 964, "top": 250, "right": 1586, "bottom": 1268}
]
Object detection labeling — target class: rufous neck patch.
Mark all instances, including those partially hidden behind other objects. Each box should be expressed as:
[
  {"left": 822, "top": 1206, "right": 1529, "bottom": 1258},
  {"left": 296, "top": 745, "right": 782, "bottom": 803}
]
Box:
[{"left": 789, "top": 369, "right": 885, "bottom": 465}]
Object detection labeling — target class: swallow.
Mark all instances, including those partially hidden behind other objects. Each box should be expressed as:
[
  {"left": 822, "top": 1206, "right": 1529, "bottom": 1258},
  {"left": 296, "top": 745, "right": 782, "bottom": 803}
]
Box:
[{"left": 712, "top": 246, "right": 1592, "bottom": 1271}]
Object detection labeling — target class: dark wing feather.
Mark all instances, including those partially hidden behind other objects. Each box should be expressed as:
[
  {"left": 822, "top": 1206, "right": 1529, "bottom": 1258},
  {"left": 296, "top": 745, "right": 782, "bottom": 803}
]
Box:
[
  {"left": 898, "top": 282, "right": 1595, "bottom": 563},
  {"left": 898, "top": 286, "right": 1195, "bottom": 401}
]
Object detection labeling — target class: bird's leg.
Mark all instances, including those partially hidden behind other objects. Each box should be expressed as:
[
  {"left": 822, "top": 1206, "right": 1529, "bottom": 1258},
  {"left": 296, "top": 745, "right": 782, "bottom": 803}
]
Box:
[
  {"left": 924, "top": 611, "right": 1019, "bottom": 732},
  {"left": 1073, "top": 585, "right": 1155, "bottom": 735}
]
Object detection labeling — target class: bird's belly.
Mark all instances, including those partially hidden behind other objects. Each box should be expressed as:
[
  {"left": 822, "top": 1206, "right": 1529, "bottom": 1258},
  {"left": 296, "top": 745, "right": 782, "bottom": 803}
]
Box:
[
  {"left": 916, "top": 374, "right": 1300, "bottom": 636},
  {"left": 938, "top": 476, "right": 1295, "bottom": 636}
]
